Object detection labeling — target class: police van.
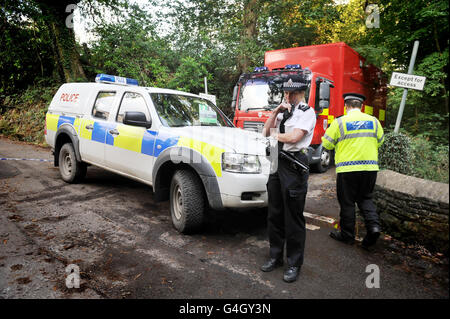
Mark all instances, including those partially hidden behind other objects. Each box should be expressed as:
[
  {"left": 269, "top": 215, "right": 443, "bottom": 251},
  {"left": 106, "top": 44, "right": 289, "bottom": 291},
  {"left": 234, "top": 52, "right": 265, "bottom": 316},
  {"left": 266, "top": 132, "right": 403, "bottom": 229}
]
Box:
[{"left": 45, "top": 74, "right": 270, "bottom": 233}]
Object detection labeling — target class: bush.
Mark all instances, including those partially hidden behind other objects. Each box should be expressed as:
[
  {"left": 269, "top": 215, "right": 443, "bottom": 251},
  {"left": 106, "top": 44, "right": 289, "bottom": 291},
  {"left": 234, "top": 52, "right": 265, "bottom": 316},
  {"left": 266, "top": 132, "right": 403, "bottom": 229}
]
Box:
[
  {"left": 379, "top": 131, "right": 414, "bottom": 175},
  {"left": 410, "top": 137, "right": 449, "bottom": 183},
  {"left": 379, "top": 131, "right": 449, "bottom": 184},
  {"left": 0, "top": 83, "right": 58, "bottom": 144}
]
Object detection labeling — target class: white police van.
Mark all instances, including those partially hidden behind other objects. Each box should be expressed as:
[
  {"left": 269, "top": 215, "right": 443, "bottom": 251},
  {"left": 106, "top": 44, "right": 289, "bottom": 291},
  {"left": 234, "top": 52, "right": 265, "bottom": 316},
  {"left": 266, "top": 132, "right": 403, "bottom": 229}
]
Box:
[{"left": 45, "top": 74, "right": 270, "bottom": 233}]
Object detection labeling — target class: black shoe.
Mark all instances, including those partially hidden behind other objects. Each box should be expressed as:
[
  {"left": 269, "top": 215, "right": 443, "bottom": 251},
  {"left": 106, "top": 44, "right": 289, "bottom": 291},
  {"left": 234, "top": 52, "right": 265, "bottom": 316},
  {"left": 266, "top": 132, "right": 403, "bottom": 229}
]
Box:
[
  {"left": 260, "top": 258, "right": 283, "bottom": 272},
  {"left": 329, "top": 230, "right": 355, "bottom": 245},
  {"left": 283, "top": 266, "right": 300, "bottom": 283},
  {"left": 361, "top": 228, "right": 381, "bottom": 249}
]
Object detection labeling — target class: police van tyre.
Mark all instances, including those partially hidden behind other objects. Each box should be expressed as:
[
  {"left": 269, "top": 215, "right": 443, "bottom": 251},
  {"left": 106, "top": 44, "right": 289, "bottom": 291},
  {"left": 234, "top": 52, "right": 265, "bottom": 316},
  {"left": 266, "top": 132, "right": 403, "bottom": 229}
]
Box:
[
  {"left": 313, "top": 148, "right": 331, "bottom": 173},
  {"left": 170, "top": 170, "right": 205, "bottom": 233},
  {"left": 58, "top": 143, "right": 87, "bottom": 183}
]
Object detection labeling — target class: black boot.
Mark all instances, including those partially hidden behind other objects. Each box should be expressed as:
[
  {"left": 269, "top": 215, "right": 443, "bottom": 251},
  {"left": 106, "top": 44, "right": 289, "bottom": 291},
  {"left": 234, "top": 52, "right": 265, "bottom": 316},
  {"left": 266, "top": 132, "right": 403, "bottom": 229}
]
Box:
[
  {"left": 260, "top": 258, "right": 283, "bottom": 272},
  {"left": 283, "top": 266, "right": 300, "bottom": 283},
  {"left": 329, "top": 230, "right": 355, "bottom": 245},
  {"left": 361, "top": 227, "right": 381, "bottom": 250}
]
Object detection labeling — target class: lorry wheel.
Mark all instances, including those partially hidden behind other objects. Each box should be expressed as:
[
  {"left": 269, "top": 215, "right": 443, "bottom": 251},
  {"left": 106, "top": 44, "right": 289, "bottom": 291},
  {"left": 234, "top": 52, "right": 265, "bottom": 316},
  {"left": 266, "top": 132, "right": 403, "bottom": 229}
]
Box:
[
  {"left": 59, "top": 143, "right": 87, "bottom": 183},
  {"left": 170, "top": 169, "right": 205, "bottom": 233},
  {"left": 313, "top": 148, "right": 331, "bottom": 173}
]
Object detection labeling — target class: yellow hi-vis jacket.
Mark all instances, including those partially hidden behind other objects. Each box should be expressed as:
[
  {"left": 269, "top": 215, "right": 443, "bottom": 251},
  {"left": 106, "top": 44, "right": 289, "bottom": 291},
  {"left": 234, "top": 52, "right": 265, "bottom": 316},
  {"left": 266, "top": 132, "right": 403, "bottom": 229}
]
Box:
[{"left": 321, "top": 108, "right": 384, "bottom": 173}]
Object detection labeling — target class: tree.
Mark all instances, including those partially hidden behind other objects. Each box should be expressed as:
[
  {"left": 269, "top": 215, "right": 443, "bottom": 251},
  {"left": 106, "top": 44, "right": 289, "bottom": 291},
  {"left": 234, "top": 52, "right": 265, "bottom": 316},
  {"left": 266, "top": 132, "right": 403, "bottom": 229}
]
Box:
[
  {"left": 1, "top": 0, "right": 131, "bottom": 84},
  {"left": 0, "top": 0, "right": 55, "bottom": 92},
  {"left": 35, "top": 0, "right": 86, "bottom": 82},
  {"left": 361, "top": 0, "right": 449, "bottom": 143},
  {"left": 87, "top": 4, "right": 172, "bottom": 87}
]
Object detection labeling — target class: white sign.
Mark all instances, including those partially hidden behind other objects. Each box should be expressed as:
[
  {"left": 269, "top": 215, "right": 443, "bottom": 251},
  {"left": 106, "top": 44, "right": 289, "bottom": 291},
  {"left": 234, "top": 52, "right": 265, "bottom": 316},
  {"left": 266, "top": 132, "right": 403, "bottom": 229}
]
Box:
[
  {"left": 198, "top": 102, "right": 217, "bottom": 124},
  {"left": 390, "top": 72, "right": 426, "bottom": 91},
  {"left": 199, "top": 93, "right": 217, "bottom": 105}
]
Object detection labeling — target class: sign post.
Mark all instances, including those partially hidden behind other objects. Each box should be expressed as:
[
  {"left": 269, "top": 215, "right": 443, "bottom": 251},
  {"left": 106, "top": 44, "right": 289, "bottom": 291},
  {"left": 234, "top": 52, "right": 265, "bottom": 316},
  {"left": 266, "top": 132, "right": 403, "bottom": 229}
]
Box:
[
  {"left": 199, "top": 93, "right": 217, "bottom": 105},
  {"left": 393, "top": 41, "right": 421, "bottom": 133}
]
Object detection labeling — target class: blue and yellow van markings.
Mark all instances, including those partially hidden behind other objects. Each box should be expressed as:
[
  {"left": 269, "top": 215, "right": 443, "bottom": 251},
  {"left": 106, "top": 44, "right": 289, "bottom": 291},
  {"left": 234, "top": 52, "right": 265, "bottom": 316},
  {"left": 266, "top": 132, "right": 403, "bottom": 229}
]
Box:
[
  {"left": 177, "top": 136, "right": 225, "bottom": 177},
  {"left": 154, "top": 131, "right": 180, "bottom": 157},
  {"left": 46, "top": 113, "right": 60, "bottom": 132},
  {"left": 46, "top": 113, "right": 226, "bottom": 176},
  {"left": 80, "top": 119, "right": 94, "bottom": 140},
  {"left": 110, "top": 125, "right": 145, "bottom": 153},
  {"left": 92, "top": 121, "right": 113, "bottom": 143},
  {"left": 57, "top": 116, "right": 75, "bottom": 127},
  {"left": 141, "top": 130, "right": 157, "bottom": 156}
]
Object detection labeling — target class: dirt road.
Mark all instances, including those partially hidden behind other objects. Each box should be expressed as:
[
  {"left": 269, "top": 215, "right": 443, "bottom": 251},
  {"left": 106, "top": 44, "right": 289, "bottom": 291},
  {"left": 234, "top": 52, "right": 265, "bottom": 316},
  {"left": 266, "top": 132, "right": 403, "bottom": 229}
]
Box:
[{"left": 0, "top": 137, "right": 448, "bottom": 300}]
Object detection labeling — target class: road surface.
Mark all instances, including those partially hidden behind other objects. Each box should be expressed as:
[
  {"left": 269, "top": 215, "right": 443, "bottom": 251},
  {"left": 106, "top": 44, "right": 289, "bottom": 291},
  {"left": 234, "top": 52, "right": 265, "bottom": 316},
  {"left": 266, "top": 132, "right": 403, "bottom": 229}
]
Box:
[{"left": 0, "top": 137, "right": 448, "bottom": 300}]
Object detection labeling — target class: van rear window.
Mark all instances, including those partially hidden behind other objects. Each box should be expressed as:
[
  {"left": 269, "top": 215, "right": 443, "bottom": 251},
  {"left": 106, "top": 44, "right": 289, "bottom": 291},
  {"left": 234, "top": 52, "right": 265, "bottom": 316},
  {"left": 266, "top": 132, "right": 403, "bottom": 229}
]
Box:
[{"left": 92, "top": 92, "right": 116, "bottom": 120}]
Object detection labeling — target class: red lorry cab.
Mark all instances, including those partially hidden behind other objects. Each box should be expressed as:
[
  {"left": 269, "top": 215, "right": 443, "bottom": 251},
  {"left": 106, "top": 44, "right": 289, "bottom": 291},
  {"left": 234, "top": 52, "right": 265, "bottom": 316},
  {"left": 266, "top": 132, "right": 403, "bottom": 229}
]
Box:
[{"left": 231, "top": 42, "right": 387, "bottom": 172}]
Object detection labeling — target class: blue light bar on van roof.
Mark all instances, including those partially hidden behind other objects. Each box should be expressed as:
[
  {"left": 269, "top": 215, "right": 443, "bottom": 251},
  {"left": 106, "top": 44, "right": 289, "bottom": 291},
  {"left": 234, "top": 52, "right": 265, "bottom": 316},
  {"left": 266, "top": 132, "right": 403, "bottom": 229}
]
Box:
[
  {"left": 95, "top": 74, "right": 138, "bottom": 86},
  {"left": 285, "top": 64, "right": 302, "bottom": 70},
  {"left": 253, "top": 66, "right": 269, "bottom": 72}
]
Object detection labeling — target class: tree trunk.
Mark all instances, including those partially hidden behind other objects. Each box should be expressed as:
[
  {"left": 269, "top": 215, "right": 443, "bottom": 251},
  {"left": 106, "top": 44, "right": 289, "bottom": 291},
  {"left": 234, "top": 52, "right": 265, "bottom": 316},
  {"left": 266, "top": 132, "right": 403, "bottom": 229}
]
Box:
[
  {"left": 38, "top": 1, "right": 86, "bottom": 82},
  {"left": 238, "top": 0, "right": 260, "bottom": 74}
]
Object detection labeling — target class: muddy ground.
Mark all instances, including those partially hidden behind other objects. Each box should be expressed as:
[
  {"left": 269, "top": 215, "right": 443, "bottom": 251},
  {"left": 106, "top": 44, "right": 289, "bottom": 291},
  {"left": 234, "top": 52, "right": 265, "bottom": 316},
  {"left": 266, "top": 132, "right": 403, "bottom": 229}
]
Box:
[{"left": 0, "top": 137, "right": 448, "bottom": 299}]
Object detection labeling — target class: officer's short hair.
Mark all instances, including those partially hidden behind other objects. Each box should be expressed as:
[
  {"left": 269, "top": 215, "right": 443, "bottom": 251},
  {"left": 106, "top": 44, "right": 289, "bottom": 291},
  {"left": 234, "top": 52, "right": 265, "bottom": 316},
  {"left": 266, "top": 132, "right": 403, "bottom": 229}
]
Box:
[
  {"left": 345, "top": 99, "right": 362, "bottom": 108},
  {"left": 343, "top": 92, "right": 365, "bottom": 108}
]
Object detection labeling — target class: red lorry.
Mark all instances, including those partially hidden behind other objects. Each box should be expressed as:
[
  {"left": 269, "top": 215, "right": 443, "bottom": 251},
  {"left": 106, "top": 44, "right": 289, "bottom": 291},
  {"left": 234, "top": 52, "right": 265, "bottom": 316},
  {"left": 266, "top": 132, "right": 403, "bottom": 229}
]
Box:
[{"left": 231, "top": 42, "right": 387, "bottom": 172}]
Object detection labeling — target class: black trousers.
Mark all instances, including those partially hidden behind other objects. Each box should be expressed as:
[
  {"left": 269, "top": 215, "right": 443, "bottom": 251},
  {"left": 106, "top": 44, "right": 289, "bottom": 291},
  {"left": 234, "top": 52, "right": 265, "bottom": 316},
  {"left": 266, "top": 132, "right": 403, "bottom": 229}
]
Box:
[
  {"left": 266, "top": 153, "right": 308, "bottom": 267},
  {"left": 336, "top": 171, "right": 380, "bottom": 239}
]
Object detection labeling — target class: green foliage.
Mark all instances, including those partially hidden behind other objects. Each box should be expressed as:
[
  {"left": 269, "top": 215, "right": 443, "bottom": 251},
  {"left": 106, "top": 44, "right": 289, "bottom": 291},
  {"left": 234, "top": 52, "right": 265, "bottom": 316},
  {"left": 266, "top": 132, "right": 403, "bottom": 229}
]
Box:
[
  {"left": 0, "top": 0, "right": 448, "bottom": 183},
  {"left": 379, "top": 131, "right": 449, "bottom": 183},
  {"left": 86, "top": 5, "right": 172, "bottom": 88},
  {"left": 0, "top": 82, "right": 59, "bottom": 144},
  {"left": 0, "top": 1, "right": 55, "bottom": 94},
  {"left": 379, "top": 132, "right": 414, "bottom": 175},
  {"left": 363, "top": 0, "right": 449, "bottom": 144},
  {"left": 168, "top": 57, "right": 210, "bottom": 93},
  {"left": 410, "top": 137, "right": 449, "bottom": 183}
]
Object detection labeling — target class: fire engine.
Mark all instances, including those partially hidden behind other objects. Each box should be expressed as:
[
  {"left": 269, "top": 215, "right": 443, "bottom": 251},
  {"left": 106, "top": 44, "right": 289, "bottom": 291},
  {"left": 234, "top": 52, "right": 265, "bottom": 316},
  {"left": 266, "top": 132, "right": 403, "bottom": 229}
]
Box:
[{"left": 231, "top": 42, "right": 387, "bottom": 172}]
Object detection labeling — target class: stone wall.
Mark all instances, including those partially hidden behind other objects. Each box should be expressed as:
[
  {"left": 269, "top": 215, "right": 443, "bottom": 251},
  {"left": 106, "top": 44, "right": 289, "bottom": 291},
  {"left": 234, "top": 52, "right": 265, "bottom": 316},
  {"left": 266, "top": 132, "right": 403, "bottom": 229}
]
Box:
[{"left": 374, "top": 170, "right": 449, "bottom": 254}]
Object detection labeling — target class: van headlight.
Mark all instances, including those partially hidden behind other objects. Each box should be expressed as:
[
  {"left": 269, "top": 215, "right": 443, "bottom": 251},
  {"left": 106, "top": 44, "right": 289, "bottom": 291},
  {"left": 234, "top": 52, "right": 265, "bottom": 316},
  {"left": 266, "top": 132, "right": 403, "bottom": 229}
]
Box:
[{"left": 222, "top": 153, "right": 261, "bottom": 174}]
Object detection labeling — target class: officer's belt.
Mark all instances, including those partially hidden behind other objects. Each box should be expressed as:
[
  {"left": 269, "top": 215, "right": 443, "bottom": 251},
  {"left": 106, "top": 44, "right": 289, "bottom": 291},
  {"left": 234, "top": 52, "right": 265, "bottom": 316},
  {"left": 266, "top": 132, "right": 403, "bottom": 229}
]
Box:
[
  {"left": 282, "top": 148, "right": 308, "bottom": 156},
  {"left": 279, "top": 150, "right": 309, "bottom": 174}
]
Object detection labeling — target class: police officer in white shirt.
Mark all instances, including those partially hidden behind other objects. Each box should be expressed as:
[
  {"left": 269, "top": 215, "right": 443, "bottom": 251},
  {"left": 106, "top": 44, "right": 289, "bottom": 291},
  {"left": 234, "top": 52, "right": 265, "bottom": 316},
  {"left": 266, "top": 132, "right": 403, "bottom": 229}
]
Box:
[{"left": 261, "top": 74, "right": 316, "bottom": 283}]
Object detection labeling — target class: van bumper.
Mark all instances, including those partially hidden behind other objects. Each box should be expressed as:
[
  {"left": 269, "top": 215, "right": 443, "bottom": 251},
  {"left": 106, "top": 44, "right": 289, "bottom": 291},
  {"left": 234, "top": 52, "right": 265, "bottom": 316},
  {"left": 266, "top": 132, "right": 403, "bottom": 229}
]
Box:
[{"left": 217, "top": 172, "right": 269, "bottom": 208}]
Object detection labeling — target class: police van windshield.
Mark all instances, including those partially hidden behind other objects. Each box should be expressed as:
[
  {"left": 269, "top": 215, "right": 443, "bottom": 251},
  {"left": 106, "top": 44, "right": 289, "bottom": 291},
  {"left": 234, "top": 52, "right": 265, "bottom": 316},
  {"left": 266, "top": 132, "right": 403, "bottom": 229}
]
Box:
[
  {"left": 150, "top": 93, "right": 231, "bottom": 127},
  {"left": 238, "top": 78, "right": 310, "bottom": 112}
]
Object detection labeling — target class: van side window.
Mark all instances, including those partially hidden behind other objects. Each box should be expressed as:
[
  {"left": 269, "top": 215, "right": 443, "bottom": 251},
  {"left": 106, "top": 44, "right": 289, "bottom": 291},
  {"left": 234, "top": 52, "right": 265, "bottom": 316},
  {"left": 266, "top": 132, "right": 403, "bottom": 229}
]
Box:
[
  {"left": 92, "top": 92, "right": 116, "bottom": 120},
  {"left": 116, "top": 92, "right": 150, "bottom": 123}
]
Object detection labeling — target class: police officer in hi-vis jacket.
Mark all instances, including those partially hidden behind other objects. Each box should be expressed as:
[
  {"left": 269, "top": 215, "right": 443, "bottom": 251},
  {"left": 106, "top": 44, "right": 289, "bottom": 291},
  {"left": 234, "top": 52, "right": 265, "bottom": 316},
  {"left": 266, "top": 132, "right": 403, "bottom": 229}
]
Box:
[
  {"left": 322, "top": 93, "right": 384, "bottom": 250},
  {"left": 261, "top": 74, "right": 316, "bottom": 283}
]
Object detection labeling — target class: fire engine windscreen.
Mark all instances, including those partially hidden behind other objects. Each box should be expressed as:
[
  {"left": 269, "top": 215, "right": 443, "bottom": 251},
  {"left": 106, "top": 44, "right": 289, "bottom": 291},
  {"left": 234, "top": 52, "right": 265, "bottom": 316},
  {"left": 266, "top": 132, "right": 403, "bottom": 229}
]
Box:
[{"left": 238, "top": 75, "right": 310, "bottom": 112}]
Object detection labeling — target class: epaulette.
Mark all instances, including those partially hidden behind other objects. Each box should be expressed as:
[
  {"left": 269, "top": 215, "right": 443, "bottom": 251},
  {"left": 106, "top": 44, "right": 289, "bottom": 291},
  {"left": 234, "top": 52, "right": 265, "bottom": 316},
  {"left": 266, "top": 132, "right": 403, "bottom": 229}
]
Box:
[{"left": 298, "top": 102, "right": 310, "bottom": 111}]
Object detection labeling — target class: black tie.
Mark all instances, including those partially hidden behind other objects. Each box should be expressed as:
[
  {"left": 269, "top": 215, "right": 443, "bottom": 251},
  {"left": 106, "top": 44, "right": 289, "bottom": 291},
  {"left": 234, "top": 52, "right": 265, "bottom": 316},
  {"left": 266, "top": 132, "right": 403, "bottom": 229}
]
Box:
[{"left": 278, "top": 105, "right": 295, "bottom": 153}]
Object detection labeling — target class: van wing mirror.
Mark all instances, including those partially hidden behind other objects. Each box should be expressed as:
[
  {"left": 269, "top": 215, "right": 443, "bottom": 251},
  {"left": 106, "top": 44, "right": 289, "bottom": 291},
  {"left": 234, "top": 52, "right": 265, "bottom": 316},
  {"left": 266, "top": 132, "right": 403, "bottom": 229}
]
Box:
[{"left": 123, "top": 111, "right": 152, "bottom": 128}]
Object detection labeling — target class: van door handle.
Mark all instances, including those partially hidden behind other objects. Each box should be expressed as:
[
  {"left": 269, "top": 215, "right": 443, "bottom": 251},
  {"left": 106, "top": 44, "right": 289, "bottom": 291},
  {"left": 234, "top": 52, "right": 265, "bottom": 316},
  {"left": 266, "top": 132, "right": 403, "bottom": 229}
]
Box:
[
  {"left": 109, "top": 129, "right": 120, "bottom": 136},
  {"left": 85, "top": 124, "right": 93, "bottom": 130}
]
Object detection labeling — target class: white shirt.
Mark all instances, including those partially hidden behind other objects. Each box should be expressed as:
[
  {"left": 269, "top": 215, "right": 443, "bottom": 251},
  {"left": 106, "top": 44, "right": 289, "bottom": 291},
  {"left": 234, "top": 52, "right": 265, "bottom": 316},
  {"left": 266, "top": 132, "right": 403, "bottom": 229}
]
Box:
[{"left": 275, "top": 102, "right": 316, "bottom": 152}]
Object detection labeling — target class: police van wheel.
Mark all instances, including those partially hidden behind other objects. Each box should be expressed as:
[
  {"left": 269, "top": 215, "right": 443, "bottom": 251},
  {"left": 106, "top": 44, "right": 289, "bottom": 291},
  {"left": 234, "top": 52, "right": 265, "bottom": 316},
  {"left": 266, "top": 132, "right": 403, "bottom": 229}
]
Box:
[
  {"left": 170, "top": 170, "right": 205, "bottom": 233},
  {"left": 59, "top": 143, "right": 87, "bottom": 183},
  {"left": 313, "top": 148, "right": 331, "bottom": 173}
]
